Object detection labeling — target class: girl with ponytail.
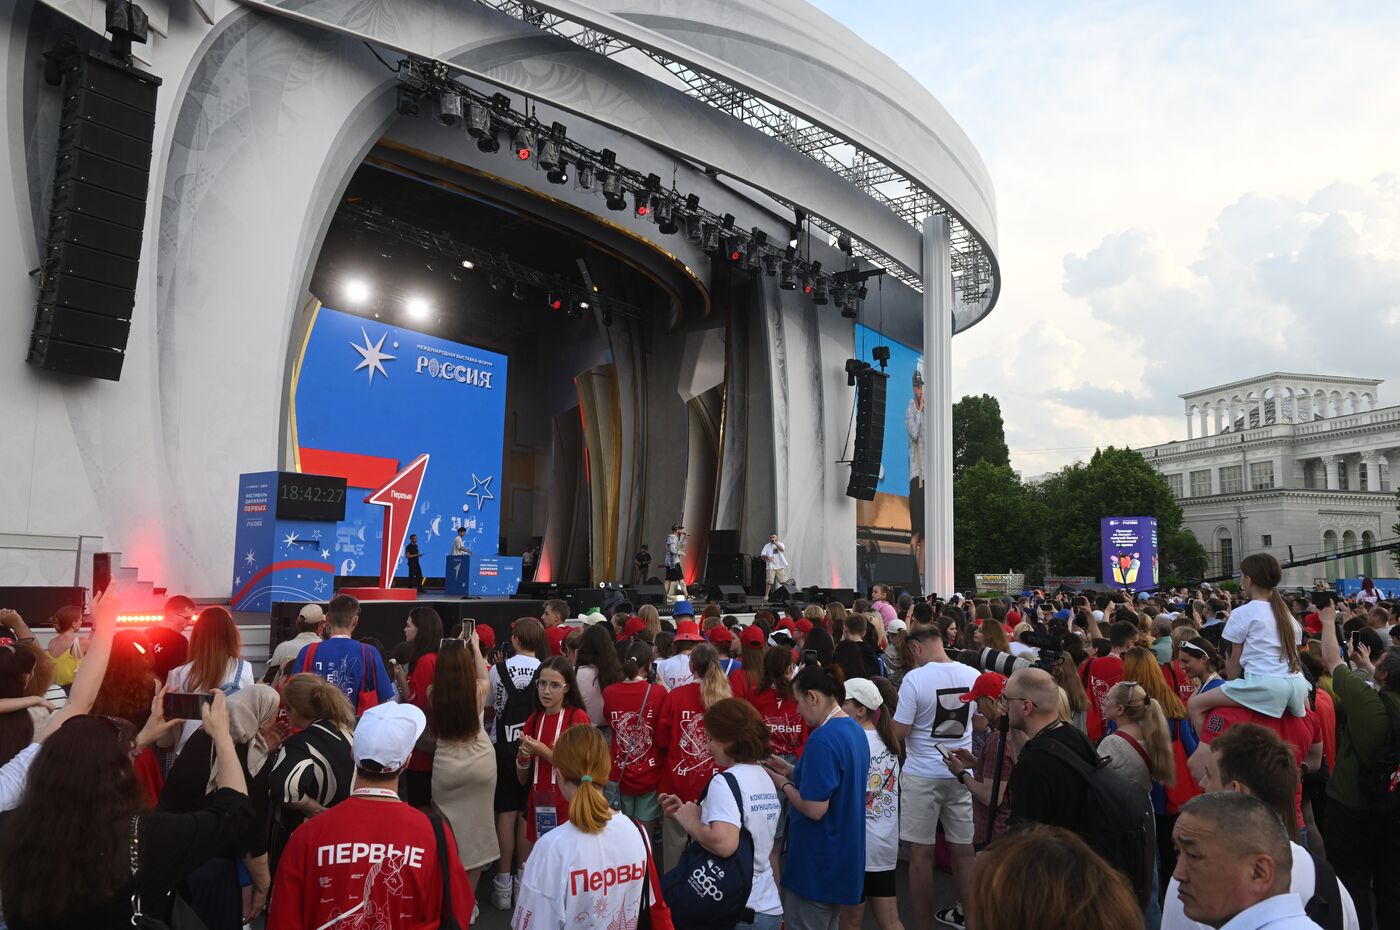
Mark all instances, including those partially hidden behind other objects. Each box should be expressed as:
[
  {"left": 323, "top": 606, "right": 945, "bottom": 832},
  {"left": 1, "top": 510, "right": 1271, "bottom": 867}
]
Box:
[
  {"left": 266, "top": 673, "right": 355, "bottom": 868},
  {"left": 603, "top": 642, "right": 663, "bottom": 831},
  {"left": 654, "top": 643, "right": 732, "bottom": 865},
  {"left": 515, "top": 724, "right": 674, "bottom": 930},
  {"left": 1100, "top": 681, "right": 1175, "bottom": 790},
  {"left": 1187, "top": 552, "right": 1309, "bottom": 728}
]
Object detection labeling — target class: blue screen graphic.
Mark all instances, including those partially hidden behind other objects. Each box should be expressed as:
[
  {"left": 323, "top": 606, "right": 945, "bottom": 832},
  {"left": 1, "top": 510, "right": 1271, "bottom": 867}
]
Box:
[
  {"left": 853, "top": 324, "right": 923, "bottom": 496},
  {"left": 293, "top": 306, "right": 508, "bottom": 580}
]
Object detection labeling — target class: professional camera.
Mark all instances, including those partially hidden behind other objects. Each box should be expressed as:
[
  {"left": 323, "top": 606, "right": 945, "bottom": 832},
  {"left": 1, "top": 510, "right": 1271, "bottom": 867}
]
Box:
[
  {"left": 954, "top": 646, "right": 1030, "bottom": 677},
  {"left": 1020, "top": 630, "right": 1065, "bottom": 672}
]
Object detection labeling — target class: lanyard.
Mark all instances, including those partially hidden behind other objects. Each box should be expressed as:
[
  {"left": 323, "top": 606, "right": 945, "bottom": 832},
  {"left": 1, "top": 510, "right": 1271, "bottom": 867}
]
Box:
[
  {"left": 534, "top": 710, "right": 567, "bottom": 788},
  {"left": 820, "top": 705, "right": 843, "bottom": 728},
  {"left": 351, "top": 787, "right": 400, "bottom": 800}
]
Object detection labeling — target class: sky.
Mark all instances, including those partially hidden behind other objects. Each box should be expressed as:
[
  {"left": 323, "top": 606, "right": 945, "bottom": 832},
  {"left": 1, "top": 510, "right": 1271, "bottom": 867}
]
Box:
[{"left": 809, "top": 0, "right": 1400, "bottom": 477}]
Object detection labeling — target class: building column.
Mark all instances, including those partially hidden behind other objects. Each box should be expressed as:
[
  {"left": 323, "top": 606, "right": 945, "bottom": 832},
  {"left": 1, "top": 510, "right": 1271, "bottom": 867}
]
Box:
[
  {"left": 1292, "top": 460, "right": 1306, "bottom": 489},
  {"left": 1257, "top": 395, "right": 1266, "bottom": 428},
  {"left": 1323, "top": 454, "right": 1340, "bottom": 490},
  {"left": 922, "top": 214, "right": 954, "bottom": 599},
  {"left": 1186, "top": 414, "right": 1194, "bottom": 440},
  {"left": 1379, "top": 454, "right": 1391, "bottom": 492}
]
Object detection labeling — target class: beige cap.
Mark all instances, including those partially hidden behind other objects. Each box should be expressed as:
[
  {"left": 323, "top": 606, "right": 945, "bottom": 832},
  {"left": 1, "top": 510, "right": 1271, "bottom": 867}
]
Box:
[{"left": 298, "top": 603, "right": 325, "bottom": 623}]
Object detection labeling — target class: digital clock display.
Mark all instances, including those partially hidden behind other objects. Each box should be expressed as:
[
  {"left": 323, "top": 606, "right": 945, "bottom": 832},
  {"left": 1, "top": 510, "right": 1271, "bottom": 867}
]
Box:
[{"left": 275, "top": 472, "right": 347, "bottom": 522}]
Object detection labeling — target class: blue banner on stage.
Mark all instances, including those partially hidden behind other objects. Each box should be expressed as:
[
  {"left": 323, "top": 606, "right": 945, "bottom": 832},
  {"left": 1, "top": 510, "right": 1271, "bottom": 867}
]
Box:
[
  {"left": 444, "top": 555, "right": 522, "bottom": 596},
  {"left": 293, "top": 307, "right": 508, "bottom": 581},
  {"left": 230, "top": 472, "right": 337, "bottom": 611},
  {"left": 1101, "top": 516, "right": 1159, "bottom": 590}
]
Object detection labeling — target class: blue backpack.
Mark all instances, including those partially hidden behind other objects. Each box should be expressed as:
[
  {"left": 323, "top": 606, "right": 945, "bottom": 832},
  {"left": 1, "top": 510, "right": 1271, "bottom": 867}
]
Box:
[{"left": 661, "top": 772, "right": 755, "bottom": 930}]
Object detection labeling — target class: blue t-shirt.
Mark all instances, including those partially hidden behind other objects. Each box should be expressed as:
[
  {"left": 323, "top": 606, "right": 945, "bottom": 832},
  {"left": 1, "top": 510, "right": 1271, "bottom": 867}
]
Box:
[
  {"left": 783, "top": 714, "right": 868, "bottom": 905},
  {"left": 292, "top": 637, "right": 394, "bottom": 707}
]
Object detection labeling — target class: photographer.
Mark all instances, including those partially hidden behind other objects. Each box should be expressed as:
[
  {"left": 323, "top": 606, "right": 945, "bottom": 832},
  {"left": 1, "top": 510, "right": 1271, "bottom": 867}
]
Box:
[{"left": 944, "top": 672, "right": 1024, "bottom": 850}]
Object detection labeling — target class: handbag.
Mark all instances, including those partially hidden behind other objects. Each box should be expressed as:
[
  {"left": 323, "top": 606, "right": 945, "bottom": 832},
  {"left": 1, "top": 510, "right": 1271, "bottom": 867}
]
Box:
[
  {"left": 660, "top": 772, "right": 755, "bottom": 930},
  {"left": 428, "top": 814, "right": 465, "bottom": 929},
  {"left": 128, "top": 816, "right": 210, "bottom": 930}
]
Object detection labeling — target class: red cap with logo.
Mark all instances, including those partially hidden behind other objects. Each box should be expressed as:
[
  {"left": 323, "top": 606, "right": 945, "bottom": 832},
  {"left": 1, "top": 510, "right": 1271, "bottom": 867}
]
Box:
[
  {"left": 707, "top": 626, "right": 734, "bottom": 645},
  {"left": 776, "top": 618, "right": 796, "bottom": 632},
  {"left": 740, "top": 625, "right": 766, "bottom": 648},
  {"left": 617, "top": 615, "right": 648, "bottom": 641},
  {"left": 673, "top": 620, "right": 704, "bottom": 642},
  {"left": 959, "top": 671, "right": 1008, "bottom": 704}
]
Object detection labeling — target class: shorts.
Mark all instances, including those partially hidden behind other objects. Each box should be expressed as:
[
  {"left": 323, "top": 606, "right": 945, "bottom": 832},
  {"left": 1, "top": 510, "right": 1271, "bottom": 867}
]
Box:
[
  {"left": 665, "top": 564, "right": 684, "bottom": 581},
  {"left": 618, "top": 790, "right": 663, "bottom": 822},
  {"left": 899, "top": 772, "right": 973, "bottom": 846},
  {"left": 493, "top": 742, "right": 528, "bottom": 813},
  {"left": 1220, "top": 672, "right": 1310, "bottom": 718},
  {"left": 862, "top": 869, "right": 896, "bottom": 901},
  {"left": 766, "top": 567, "right": 791, "bottom": 585},
  {"left": 909, "top": 479, "right": 925, "bottom": 539}
]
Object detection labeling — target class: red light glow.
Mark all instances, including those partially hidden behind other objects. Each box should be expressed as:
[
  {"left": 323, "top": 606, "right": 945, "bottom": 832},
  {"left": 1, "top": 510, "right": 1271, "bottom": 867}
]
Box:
[
  {"left": 803, "top": 284, "right": 813, "bottom": 294},
  {"left": 516, "top": 148, "right": 531, "bottom": 160},
  {"left": 636, "top": 205, "right": 650, "bottom": 216},
  {"left": 117, "top": 613, "right": 165, "bottom": 625}
]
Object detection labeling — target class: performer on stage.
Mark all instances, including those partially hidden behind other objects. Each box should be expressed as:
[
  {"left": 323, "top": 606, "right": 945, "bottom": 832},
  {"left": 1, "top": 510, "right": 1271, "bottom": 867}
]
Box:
[
  {"left": 406, "top": 533, "right": 424, "bottom": 590},
  {"left": 664, "top": 524, "right": 688, "bottom": 602},
  {"left": 634, "top": 544, "right": 652, "bottom": 585},
  {"left": 906, "top": 363, "right": 926, "bottom": 595},
  {"left": 761, "top": 533, "right": 790, "bottom": 599},
  {"left": 451, "top": 526, "right": 471, "bottom": 557}
]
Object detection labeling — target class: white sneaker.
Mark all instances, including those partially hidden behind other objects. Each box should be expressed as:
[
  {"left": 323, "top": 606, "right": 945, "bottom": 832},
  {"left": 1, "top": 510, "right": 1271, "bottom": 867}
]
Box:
[
  {"left": 471, "top": 902, "right": 480, "bottom": 925},
  {"left": 513, "top": 872, "right": 523, "bottom": 902},
  {"left": 491, "top": 875, "right": 513, "bottom": 910}
]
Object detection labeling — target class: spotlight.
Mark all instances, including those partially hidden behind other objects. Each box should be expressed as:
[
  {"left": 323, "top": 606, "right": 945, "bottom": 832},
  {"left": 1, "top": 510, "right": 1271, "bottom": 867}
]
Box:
[
  {"left": 537, "top": 136, "right": 561, "bottom": 171},
  {"left": 490, "top": 275, "right": 506, "bottom": 292},
  {"left": 780, "top": 260, "right": 796, "bottom": 289},
  {"left": 438, "top": 90, "right": 462, "bottom": 126},
  {"left": 396, "top": 87, "right": 420, "bottom": 117},
  {"left": 575, "top": 162, "right": 594, "bottom": 190},
  {"left": 721, "top": 213, "right": 735, "bottom": 230},
  {"left": 602, "top": 172, "right": 626, "bottom": 211},
  {"left": 837, "top": 233, "right": 853, "bottom": 255},
  {"left": 476, "top": 128, "right": 500, "bottom": 153},
  {"left": 511, "top": 280, "right": 525, "bottom": 301},
  {"left": 461, "top": 259, "right": 475, "bottom": 270},
  {"left": 685, "top": 193, "right": 700, "bottom": 213},
  {"left": 801, "top": 274, "right": 813, "bottom": 295},
  {"left": 832, "top": 284, "right": 847, "bottom": 308},
  {"left": 406, "top": 296, "right": 431, "bottom": 320},
  {"left": 633, "top": 190, "right": 650, "bottom": 217},
  {"left": 763, "top": 255, "right": 778, "bottom": 276},
  {"left": 547, "top": 159, "right": 569, "bottom": 185},
  {"left": 701, "top": 223, "right": 719, "bottom": 254},
  {"left": 512, "top": 127, "right": 535, "bottom": 161},
  {"left": 655, "top": 197, "right": 677, "bottom": 235},
  {"left": 345, "top": 279, "right": 371, "bottom": 304},
  {"left": 467, "top": 101, "right": 492, "bottom": 137},
  {"left": 812, "top": 277, "right": 829, "bottom": 305},
  {"left": 685, "top": 214, "right": 703, "bottom": 241},
  {"left": 872, "top": 345, "right": 891, "bottom": 370},
  {"left": 728, "top": 239, "right": 745, "bottom": 264},
  {"left": 547, "top": 294, "right": 563, "bottom": 311}
]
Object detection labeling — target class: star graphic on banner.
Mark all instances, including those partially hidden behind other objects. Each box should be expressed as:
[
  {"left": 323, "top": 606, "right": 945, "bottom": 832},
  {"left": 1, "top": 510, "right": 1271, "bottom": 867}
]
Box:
[
  {"left": 282, "top": 532, "right": 300, "bottom": 549},
  {"left": 234, "top": 575, "right": 242, "bottom": 587},
  {"left": 351, "top": 327, "right": 396, "bottom": 383},
  {"left": 313, "top": 578, "right": 328, "bottom": 595},
  {"left": 243, "top": 550, "right": 257, "bottom": 567},
  {"left": 320, "top": 548, "right": 331, "bottom": 559},
  {"left": 465, "top": 474, "right": 494, "bottom": 511}
]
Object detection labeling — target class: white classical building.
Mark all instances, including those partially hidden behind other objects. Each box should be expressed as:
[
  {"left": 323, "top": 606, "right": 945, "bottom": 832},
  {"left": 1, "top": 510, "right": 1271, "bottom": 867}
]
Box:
[{"left": 1136, "top": 373, "right": 1399, "bottom": 587}]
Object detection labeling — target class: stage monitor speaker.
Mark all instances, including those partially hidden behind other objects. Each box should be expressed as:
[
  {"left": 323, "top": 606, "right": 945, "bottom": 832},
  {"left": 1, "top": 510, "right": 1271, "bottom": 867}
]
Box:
[
  {"left": 769, "top": 582, "right": 795, "bottom": 603},
  {"left": 635, "top": 584, "right": 667, "bottom": 606},
  {"left": 821, "top": 587, "right": 857, "bottom": 607},
  {"left": 705, "top": 553, "right": 747, "bottom": 587},
  {"left": 845, "top": 366, "right": 889, "bottom": 500},
  {"left": 93, "top": 552, "right": 112, "bottom": 597},
  {"left": 28, "top": 51, "right": 160, "bottom": 381},
  {"left": 717, "top": 585, "right": 747, "bottom": 606}
]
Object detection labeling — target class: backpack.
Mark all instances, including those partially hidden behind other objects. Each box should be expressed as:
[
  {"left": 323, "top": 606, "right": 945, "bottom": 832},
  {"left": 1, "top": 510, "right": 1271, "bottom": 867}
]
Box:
[
  {"left": 660, "top": 772, "right": 755, "bottom": 930},
  {"left": 1303, "top": 846, "right": 1344, "bottom": 930},
  {"left": 496, "top": 660, "right": 539, "bottom": 747},
  {"left": 1360, "top": 691, "right": 1400, "bottom": 820},
  {"left": 218, "top": 659, "right": 247, "bottom": 697},
  {"left": 1042, "top": 736, "right": 1156, "bottom": 907}
]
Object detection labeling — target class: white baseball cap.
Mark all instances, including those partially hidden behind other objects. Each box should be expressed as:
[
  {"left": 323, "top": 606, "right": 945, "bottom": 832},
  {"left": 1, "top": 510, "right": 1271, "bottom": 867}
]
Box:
[
  {"left": 844, "top": 677, "right": 883, "bottom": 711},
  {"left": 885, "top": 618, "right": 908, "bottom": 634},
  {"left": 354, "top": 703, "right": 426, "bottom": 772}
]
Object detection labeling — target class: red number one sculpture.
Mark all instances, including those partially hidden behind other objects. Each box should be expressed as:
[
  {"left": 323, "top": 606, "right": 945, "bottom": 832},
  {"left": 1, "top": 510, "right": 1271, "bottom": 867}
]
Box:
[{"left": 365, "top": 453, "right": 429, "bottom": 594}]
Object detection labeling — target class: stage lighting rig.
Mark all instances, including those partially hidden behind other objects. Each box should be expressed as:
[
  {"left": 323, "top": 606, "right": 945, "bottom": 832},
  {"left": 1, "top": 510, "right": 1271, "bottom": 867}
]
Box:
[
  {"left": 396, "top": 86, "right": 420, "bottom": 117},
  {"left": 763, "top": 255, "right": 778, "bottom": 276},
  {"left": 727, "top": 236, "right": 744, "bottom": 264},
  {"left": 701, "top": 223, "right": 720, "bottom": 254},
  {"left": 512, "top": 126, "right": 535, "bottom": 161},
  {"left": 780, "top": 260, "right": 796, "bottom": 289},
  {"left": 872, "top": 345, "right": 891, "bottom": 370},
  {"left": 575, "top": 162, "right": 594, "bottom": 190},
  {"left": 546, "top": 159, "right": 569, "bottom": 185},
  {"left": 344, "top": 279, "right": 372, "bottom": 305},
  {"left": 633, "top": 190, "right": 650, "bottom": 217},
  {"left": 812, "top": 277, "right": 829, "bottom": 305},
  {"left": 654, "top": 196, "right": 677, "bottom": 235},
  {"left": 537, "top": 121, "right": 566, "bottom": 170},
  {"left": 511, "top": 280, "right": 525, "bottom": 301},
  {"left": 467, "top": 100, "right": 492, "bottom": 137},
  {"left": 547, "top": 294, "right": 563, "bottom": 311},
  {"left": 438, "top": 89, "right": 462, "bottom": 126},
  {"left": 685, "top": 213, "right": 703, "bottom": 241}
]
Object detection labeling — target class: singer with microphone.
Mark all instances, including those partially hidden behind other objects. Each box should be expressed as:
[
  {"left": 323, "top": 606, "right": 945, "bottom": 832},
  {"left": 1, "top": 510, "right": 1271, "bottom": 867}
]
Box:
[{"left": 664, "top": 523, "right": 689, "bottom": 602}]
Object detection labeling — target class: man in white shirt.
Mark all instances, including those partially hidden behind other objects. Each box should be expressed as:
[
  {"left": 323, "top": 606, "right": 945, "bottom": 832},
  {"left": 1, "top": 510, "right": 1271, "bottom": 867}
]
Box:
[
  {"left": 656, "top": 610, "right": 701, "bottom": 690},
  {"left": 451, "top": 526, "right": 471, "bottom": 556},
  {"left": 892, "top": 625, "right": 980, "bottom": 930},
  {"left": 760, "top": 534, "right": 790, "bottom": 599},
  {"left": 266, "top": 603, "right": 324, "bottom": 681},
  {"left": 1170, "top": 792, "right": 1319, "bottom": 930}
]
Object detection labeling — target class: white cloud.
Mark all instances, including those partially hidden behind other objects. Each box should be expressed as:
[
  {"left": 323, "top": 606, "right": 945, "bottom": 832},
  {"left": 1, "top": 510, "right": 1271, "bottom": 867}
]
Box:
[{"left": 809, "top": 1, "right": 1400, "bottom": 473}]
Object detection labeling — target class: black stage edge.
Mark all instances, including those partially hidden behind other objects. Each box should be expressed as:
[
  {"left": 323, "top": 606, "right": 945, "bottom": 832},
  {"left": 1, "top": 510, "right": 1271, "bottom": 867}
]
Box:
[{"left": 271, "top": 598, "right": 545, "bottom": 654}]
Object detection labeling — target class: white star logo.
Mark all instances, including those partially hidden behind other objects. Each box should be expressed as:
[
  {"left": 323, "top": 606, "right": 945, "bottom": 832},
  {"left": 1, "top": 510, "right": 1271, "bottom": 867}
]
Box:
[
  {"left": 351, "top": 327, "right": 396, "bottom": 382},
  {"left": 320, "top": 548, "right": 331, "bottom": 559},
  {"left": 243, "top": 550, "right": 257, "bottom": 567},
  {"left": 282, "top": 532, "right": 300, "bottom": 549},
  {"left": 465, "top": 474, "right": 495, "bottom": 511}
]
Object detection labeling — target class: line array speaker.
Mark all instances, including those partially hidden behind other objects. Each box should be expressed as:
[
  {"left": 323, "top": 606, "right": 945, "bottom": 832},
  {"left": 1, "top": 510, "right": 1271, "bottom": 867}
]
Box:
[
  {"left": 845, "top": 365, "right": 889, "bottom": 500},
  {"left": 28, "top": 51, "right": 161, "bottom": 381}
]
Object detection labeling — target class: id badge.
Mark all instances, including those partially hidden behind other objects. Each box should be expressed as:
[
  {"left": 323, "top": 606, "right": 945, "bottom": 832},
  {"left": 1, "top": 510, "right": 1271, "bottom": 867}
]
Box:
[{"left": 534, "top": 788, "right": 559, "bottom": 836}]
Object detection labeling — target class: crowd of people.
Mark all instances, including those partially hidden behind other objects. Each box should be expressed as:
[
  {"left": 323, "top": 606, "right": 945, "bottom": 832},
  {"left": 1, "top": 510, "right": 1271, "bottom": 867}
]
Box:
[{"left": 0, "top": 555, "right": 1397, "bottom": 930}]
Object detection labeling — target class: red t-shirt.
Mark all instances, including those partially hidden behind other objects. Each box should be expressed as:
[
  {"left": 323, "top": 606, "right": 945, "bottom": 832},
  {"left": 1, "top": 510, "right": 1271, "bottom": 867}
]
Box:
[
  {"left": 267, "top": 796, "right": 473, "bottom": 930},
  {"left": 1079, "top": 655, "right": 1124, "bottom": 743},
  {"left": 603, "top": 680, "right": 663, "bottom": 795},
  {"left": 728, "top": 667, "right": 761, "bottom": 701},
  {"left": 655, "top": 684, "right": 717, "bottom": 802},
  {"left": 1200, "top": 705, "right": 1321, "bottom": 829},
  {"left": 523, "top": 707, "right": 593, "bottom": 840},
  {"left": 407, "top": 653, "right": 437, "bottom": 772},
  {"left": 1162, "top": 660, "right": 1197, "bottom": 707},
  {"left": 1313, "top": 688, "right": 1337, "bottom": 771},
  {"left": 747, "top": 686, "right": 808, "bottom": 757}
]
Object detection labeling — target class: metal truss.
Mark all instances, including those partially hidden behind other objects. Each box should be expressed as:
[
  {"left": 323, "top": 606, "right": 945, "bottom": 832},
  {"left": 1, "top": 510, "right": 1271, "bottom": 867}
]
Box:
[{"left": 471, "top": 0, "right": 993, "bottom": 305}]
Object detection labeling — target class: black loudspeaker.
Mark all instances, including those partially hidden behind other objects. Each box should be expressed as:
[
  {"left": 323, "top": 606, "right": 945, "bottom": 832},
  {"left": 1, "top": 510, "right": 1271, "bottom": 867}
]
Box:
[
  {"left": 845, "top": 366, "right": 889, "bottom": 500},
  {"left": 28, "top": 51, "right": 161, "bottom": 381},
  {"left": 705, "top": 553, "right": 748, "bottom": 586},
  {"left": 717, "top": 585, "right": 747, "bottom": 606},
  {"left": 709, "top": 530, "right": 739, "bottom": 555},
  {"left": 92, "top": 552, "right": 112, "bottom": 597},
  {"left": 635, "top": 584, "right": 667, "bottom": 606},
  {"left": 769, "top": 582, "right": 795, "bottom": 603}
]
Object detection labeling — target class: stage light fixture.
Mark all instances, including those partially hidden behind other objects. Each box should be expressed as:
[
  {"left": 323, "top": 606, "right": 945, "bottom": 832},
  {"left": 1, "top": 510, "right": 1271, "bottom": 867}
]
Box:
[
  {"left": 685, "top": 214, "right": 703, "bottom": 241},
  {"left": 345, "top": 279, "right": 371, "bottom": 304},
  {"left": 728, "top": 239, "right": 745, "bottom": 264},
  {"left": 812, "top": 277, "right": 830, "bottom": 305},
  {"left": 476, "top": 127, "right": 500, "bottom": 153},
  {"left": 685, "top": 193, "right": 700, "bottom": 213},
  {"left": 701, "top": 223, "right": 720, "bottom": 254},
  {"left": 633, "top": 190, "right": 650, "bottom": 217},
  {"left": 654, "top": 197, "right": 677, "bottom": 235},
  {"left": 438, "top": 90, "right": 463, "bottom": 126},
  {"left": 602, "top": 172, "right": 626, "bottom": 211},
  {"left": 721, "top": 213, "right": 735, "bottom": 230},
  {"left": 490, "top": 275, "right": 506, "bottom": 292},
  {"left": 467, "top": 101, "right": 491, "bottom": 137},
  {"left": 872, "top": 345, "right": 891, "bottom": 370},
  {"left": 547, "top": 294, "right": 563, "bottom": 311},
  {"left": 837, "top": 233, "right": 853, "bottom": 255},
  {"left": 575, "top": 162, "right": 594, "bottom": 190},
  {"left": 512, "top": 127, "right": 535, "bottom": 161},
  {"left": 511, "top": 280, "right": 524, "bottom": 301},
  {"left": 547, "top": 159, "right": 569, "bottom": 185},
  {"left": 461, "top": 259, "right": 475, "bottom": 270},
  {"left": 763, "top": 255, "right": 778, "bottom": 276},
  {"left": 780, "top": 260, "right": 796, "bottom": 289},
  {"left": 833, "top": 283, "right": 848, "bottom": 310},
  {"left": 406, "top": 297, "right": 431, "bottom": 319},
  {"left": 801, "top": 274, "right": 813, "bottom": 295},
  {"left": 537, "top": 137, "right": 561, "bottom": 171},
  {"left": 396, "top": 87, "right": 420, "bottom": 117}
]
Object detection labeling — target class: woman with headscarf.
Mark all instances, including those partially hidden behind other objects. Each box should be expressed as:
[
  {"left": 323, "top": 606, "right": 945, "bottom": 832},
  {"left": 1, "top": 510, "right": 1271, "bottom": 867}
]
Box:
[{"left": 159, "top": 684, "right": 283, "bottom": 929}]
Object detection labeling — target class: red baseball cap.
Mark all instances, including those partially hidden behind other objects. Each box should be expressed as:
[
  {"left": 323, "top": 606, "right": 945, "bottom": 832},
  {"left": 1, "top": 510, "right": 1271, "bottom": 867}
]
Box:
[
  {"left": 546, "top": 625, "right": 569, "bottom": 656},
  {"left": 617, "top": 615, "right": 647, "bottom": 641},
  {"left": 707, "top": 626, "right": 734, "bottom": 645},
  {"left": 740, "top": 625, "right": 766, "bottom": 648},
  {"left": 476, "top": 625, "right": 496, "bottom": 650},
  {"left": 795, "top": 619, "right": 814, "bottom": 636},
  {"left": 1303, "top": 611, "right": 1323, "bottom": 635},
  {"left": 1007, "top": 610, "right": 1022, "bottom": 624},
  {"left": 959, "top": 671, "right": 1008, "bottom": 704},
  {"left": 776, "top": 618, "right": 796, "bottom": 632},
  {"left": 673, "top": 620, "right": 703, "bottom": 642}
]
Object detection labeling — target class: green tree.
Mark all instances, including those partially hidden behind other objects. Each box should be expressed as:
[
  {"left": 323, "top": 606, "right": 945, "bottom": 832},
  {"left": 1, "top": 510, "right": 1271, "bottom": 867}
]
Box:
[
  {"left": 953, "top": 462, "right": 1046, "bottom": 590},
  {"left": 953, "top": 394, "right": 1010, "bottom": 480},
  {"left": 1161, "top": 527, "right": 1210, "bottom": 585},
  {"left": 1035, "top": 446, "right": 1185, "bottom": 579}
]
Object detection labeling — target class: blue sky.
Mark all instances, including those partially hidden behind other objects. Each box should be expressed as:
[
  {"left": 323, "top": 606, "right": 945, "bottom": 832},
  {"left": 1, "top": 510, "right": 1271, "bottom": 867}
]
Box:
[{"left": 811, "top": 1, "right": 1400, "bottom": 474}]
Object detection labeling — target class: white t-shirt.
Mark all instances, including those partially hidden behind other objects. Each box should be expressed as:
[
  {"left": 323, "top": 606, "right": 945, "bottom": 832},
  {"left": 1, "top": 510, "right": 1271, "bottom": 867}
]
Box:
[
  {"left": 167, "top": 657, "right": 255, "bottom": 752},
  {"left": 862, "top": 729, "right": 900, "bottom": 872},
  {"left": 699, "top": 764, "right": 782, "bottom": 916},
  {"left": 894, "top": 660, "right": 980, "bottom": 779},
  {"left": 657, "top": 652, "right": 696, "bottom": 691},
  {"left": 760, "top": 542, "right": 788, "bottom": 570},
  {"left": 512, "top": 813, "right": 656, "bottom": 930},
  {"left": 489, "top": 654, "right": 541, "bottom": 743},
  {"left": 1162, "top": 840, "right": 1359, "bottom": 930},
  {"left": 1222, "top": 599, "right": 1303, "bottom": 679}
]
